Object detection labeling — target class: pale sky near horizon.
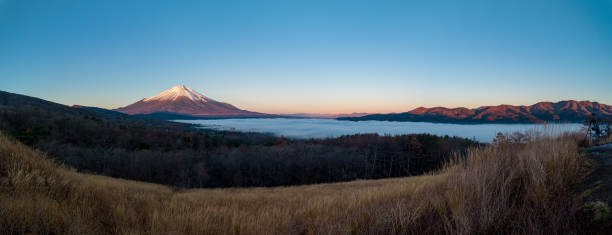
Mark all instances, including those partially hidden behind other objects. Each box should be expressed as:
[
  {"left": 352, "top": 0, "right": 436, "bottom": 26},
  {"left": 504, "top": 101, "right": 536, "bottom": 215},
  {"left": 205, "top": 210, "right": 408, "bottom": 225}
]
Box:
[{"left": 1, "top": 0, "right": 611, "bottom": 114}]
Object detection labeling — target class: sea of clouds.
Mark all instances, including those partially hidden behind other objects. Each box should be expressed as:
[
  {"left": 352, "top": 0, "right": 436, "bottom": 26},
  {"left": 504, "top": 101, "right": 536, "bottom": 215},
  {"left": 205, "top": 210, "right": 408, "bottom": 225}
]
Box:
[{"left": 175, "top": 118, "right": 584, "bottom": 142}]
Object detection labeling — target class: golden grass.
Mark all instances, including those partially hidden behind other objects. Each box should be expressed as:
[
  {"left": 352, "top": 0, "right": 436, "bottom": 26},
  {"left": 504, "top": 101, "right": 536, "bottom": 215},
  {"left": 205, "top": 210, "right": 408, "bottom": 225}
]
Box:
[{"left": 0, "top": 130, "right": 589, "bottom": 234}]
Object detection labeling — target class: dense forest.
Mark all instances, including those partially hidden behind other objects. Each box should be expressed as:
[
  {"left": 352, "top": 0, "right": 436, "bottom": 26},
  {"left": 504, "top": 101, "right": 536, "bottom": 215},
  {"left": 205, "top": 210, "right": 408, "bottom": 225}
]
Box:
[{"left": 0, "top": 91, "right": 478, "bottom": 188}]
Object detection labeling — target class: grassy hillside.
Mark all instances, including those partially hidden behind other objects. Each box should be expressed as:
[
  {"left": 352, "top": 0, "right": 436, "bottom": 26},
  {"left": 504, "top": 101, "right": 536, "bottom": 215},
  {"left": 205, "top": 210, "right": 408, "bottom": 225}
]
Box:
[{"left": 0, "top": 129, "right": 596, "bottom": 234}]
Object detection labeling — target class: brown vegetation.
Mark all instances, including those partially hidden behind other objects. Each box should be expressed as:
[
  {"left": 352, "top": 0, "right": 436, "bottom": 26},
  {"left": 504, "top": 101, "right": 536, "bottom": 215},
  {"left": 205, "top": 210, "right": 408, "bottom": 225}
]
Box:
[{"left": 0, "top": 129, "right": 592, "bottom": 234}]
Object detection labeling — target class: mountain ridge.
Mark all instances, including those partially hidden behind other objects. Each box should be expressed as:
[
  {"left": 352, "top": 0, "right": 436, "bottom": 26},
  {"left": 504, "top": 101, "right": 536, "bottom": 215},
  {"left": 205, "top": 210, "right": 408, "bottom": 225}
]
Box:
[{"left": 339, "top": 100, "right": 612, "bottom": 123}]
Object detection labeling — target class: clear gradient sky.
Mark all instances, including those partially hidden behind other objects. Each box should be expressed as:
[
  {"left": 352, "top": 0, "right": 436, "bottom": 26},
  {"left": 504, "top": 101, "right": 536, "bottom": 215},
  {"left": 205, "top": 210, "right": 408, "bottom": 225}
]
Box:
[{"left": 1, "top": 0, "right": 611, "bottom": 114}]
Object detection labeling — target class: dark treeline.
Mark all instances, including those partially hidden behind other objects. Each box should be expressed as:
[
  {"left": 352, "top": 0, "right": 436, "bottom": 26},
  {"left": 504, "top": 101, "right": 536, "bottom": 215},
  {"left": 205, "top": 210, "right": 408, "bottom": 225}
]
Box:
[{"left": 0, "top": 91, "right": 479, "bottom": 188}]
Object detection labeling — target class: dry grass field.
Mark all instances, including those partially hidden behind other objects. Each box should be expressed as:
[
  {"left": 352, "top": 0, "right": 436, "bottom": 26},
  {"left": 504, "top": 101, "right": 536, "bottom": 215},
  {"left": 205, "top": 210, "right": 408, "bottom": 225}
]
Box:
[{"left": 0, "top": 130, "right": 592, "bottom": 234}]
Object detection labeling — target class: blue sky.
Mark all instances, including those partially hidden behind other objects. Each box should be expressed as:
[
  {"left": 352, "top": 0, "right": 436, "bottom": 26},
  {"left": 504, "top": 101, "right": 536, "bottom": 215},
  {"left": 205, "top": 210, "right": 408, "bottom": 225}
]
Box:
[{"left": 1, "top": 0, "right": 611, "bottom": 113}]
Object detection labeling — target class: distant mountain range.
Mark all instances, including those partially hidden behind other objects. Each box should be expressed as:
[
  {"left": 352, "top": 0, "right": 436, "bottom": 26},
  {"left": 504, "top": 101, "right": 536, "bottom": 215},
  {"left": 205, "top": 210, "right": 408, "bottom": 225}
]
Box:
[
  {"left": 2, "top": 88, "right": 610, "bottom": 124},
  {"left": 281, "top": 112, "right": 370, "bottom": 119},
  {"left": 115, "top": 85, "right": 272, "bottom": 117},
  {"left": 339, "top": 101, "right": 612, "bottom": 123}
]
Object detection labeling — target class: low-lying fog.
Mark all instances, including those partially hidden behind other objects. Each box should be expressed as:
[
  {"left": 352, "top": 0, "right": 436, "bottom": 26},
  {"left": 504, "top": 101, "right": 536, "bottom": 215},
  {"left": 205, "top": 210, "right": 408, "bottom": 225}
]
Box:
[{"left": 175, "top": 118, "right": 583, "bottom": 142}]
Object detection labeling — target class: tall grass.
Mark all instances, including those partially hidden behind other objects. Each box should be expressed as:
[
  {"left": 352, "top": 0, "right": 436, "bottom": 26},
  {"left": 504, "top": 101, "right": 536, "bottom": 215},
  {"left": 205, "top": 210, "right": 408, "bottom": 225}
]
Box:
[
  {"left": 0, "top": 129, "right": 590, "bottom": 234},
  {"left": 439, "top": 130, "right": 587, "bottom": 233}
]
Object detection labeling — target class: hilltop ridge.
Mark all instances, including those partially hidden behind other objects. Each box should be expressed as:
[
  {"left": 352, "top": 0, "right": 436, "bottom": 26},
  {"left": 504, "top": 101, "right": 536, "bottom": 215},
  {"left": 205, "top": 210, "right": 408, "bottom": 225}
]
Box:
[{"left": 340, "top": 100, "right": 612, "bottom": 123}]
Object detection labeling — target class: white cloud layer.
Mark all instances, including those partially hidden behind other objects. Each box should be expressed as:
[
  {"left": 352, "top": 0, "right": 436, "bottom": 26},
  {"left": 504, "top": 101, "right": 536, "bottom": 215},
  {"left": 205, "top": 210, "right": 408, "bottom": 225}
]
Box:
[{"left": 176, "top": 118, "right": 583, "bottom": 143}]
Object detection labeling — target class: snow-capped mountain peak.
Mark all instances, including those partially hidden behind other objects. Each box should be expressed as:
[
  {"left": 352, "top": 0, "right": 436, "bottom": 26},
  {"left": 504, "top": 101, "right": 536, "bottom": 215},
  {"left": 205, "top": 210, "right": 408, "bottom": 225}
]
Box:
[
  {"left": 143, "top": 85, "right": 212, "bottom": 102},
  {"left": 115, "top": 85, "right": 268, "bottom": 117}
]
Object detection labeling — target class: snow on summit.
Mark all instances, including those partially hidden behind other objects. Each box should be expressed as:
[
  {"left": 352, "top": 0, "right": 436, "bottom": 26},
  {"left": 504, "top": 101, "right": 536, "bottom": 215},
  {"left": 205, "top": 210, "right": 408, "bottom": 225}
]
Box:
[
  {"left": 143, "top": 85, "right": 212, "bottom": 102},
  {"left": 114, "top": 85, "right": 268, "bottom": 117}
]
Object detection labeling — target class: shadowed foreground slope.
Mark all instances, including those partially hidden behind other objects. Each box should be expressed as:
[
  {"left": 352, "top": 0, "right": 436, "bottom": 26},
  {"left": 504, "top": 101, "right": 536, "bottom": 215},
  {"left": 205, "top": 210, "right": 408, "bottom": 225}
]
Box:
[{"left": 0, "top": 131, "right": 594, "bottom": 234}]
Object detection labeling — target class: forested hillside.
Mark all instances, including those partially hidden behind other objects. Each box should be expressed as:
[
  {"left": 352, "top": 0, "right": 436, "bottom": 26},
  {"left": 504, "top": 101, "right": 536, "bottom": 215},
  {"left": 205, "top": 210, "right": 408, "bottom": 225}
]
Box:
[{"left": 0, "top": 91, "right": 478, "bottom": 188}]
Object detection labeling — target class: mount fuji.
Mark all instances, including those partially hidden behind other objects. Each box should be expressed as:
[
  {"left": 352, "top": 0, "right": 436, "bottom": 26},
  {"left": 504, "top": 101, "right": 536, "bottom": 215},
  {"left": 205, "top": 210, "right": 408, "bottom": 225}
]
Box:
[{"left": 115, "top": 85, "right": 268, "bottom": 117}]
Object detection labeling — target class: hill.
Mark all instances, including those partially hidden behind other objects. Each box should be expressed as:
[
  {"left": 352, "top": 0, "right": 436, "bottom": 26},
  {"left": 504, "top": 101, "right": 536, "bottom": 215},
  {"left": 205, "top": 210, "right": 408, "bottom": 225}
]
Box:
[
  {"left": 0, "top": 127, "right": 598, "bottom": 234},
  {"left": 340, "top": 100, "right": 612, "bottom": 123}
]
